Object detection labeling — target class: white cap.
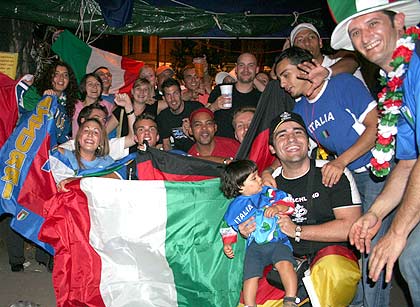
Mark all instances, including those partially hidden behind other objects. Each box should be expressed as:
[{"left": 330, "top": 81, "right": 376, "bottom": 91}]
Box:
[
  {"left": 215, "top": 71, "right": 236, "bottom": 85},
  {"left": 330, "top": 0, "right": 420, "bottom": 51},
  {"left": 290, "top": 23, "right": 320, "bottom": 46}
]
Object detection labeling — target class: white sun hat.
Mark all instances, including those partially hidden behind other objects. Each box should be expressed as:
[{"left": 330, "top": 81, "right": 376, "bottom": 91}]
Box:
[{"left": 329, "top": 0, "right": 420, "bottom": 51}]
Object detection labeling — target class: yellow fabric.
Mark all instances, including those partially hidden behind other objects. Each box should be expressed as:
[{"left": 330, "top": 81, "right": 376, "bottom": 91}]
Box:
[
  {"left": 237, "top": 297, "right": 310, "bottom": 307},
  {"left": 310, "top": 254, "right": 360, "bottom": 307}
]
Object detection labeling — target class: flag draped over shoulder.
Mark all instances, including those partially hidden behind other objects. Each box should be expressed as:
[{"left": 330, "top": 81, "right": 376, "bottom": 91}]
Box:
[
  {"left": 0, "top": 72, "right": 30, "bottom": 148},
  {"left": 0, "top": 95, "right": 58, "bottom": 253},
  {"left": 39, "top": 177, "right": 246, "bottom": 307},
  {"left": 236, "top": 80, "right": 295, "bottom": 171},
  {"left": 52, "top": 30, "right": 144, "bottom": 93}
]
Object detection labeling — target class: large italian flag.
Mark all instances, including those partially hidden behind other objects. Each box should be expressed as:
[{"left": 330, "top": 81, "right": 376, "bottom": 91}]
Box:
[
  {"left": 52, "top": 30, "right": 143, "bottom": 93},
  {"left": 39, "top": 177, "right": 246, "bottom": 307}
]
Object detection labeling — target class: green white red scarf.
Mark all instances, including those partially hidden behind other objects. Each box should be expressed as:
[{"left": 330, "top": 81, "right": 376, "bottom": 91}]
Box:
[{"left": 371, "top": 26, "right": 420, "bottom": 177}]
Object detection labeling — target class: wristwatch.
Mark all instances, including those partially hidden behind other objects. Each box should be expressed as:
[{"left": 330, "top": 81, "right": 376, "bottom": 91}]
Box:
[{"left": 295, "top": 225, "right": 302, "bottom": 242}]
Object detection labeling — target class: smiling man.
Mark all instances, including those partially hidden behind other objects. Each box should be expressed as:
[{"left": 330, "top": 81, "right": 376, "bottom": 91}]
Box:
[
  {"left": 187, "top": 108, "right": 239, "bottom": 164},
  {"left": 208, "top": 53, "right": 261, "bottom": 139},
  {"left": 181, "top": 65, "right": 209, "bottom": 105},
  {"left": 133, "top": 113, "right": 160, "bottom": 150},
  {"left": 240, "top": 111, "right": 362, "bottom": 306},
  {"left": 328, "top": 1, "right": 420, "bottom": 306},
  {"left": 275, "top": 45, "right": 396, "bottom": 307},
  {"left": 94, "top": 66, "right": 114, "bottom": 105},
  {"left": 156, "top": 78, "right": 202, "bottom": 152}
]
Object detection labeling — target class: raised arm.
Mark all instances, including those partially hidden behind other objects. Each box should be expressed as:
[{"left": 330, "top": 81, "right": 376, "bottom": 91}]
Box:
[{"left": 297, "top": 51, "right": 359, "bottom": 96}]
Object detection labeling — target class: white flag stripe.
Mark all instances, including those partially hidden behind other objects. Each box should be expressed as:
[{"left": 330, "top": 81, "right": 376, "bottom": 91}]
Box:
[
  {"left": 87, "top": 47, "right": 125, "bottom": 93},
  {"left": 81, "top": 178, "right": 178, "bottom": 307}
]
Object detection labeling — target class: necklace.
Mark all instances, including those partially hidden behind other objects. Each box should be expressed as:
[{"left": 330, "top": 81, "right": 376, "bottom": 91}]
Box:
[{"left": 371, "top": 26, "right": 420, "bottom": 177}]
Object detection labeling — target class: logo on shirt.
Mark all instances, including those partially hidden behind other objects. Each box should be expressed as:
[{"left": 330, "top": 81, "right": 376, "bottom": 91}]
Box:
[
  {"left": 171, "top": 127, "right": 188, "bottom": 139},
  {"left": 233, "top": 203, "right": 254, "bottom": 225},
  {"left": 308, "top": 112, "right": 335, "bottom": 133},
  {"left": 292, "top": 203, "right": 307, "bottom": 223}
]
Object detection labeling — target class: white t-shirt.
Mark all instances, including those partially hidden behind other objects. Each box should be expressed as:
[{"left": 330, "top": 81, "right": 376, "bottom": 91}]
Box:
[
  {"left": 322, "top": 55, "right": 368, "bottom": 89},
  {"left": 59, "top": 137, "right": 128, "bottom": 160}
]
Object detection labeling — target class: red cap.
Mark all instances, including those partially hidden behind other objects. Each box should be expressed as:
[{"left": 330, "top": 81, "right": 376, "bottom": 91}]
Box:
[{"left": 189, "top": 107, "right": 214, "bottom": 123}]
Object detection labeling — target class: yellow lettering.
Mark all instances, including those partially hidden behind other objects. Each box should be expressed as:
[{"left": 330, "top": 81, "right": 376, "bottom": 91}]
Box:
[
  {"left": 15, "top": 132, "right": 32, "bottom": 152},
  {"left": 2, "top": 182, "right": 13, "bottom": 199},
  {"left": 22, "top": 115, "right": 42, "bottom": 139},
  {"left": 38, "top": 96, "right": 52, "bottom": 110},
  {"left": 1, "top": 96, "right": 52, "bottom": 199},
  {"left": 5, "top": 150, "right": 25, "bottom": 170},
  {"left": 1, "top": 166, "right": 20, "bottom": 199}
]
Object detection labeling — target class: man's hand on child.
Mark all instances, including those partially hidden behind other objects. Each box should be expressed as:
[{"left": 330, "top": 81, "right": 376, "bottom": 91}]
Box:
[{"left": 223, "top": 244, "right": 235, "bottom": 258}]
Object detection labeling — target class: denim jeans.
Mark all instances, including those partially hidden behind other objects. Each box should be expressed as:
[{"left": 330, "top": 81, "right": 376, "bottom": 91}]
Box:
[
  {"left": 399, "top": 222, "right": 420, "bottom": 306},
  {"left": 350, "top": 170, "right": 393, "bottom": 307}
]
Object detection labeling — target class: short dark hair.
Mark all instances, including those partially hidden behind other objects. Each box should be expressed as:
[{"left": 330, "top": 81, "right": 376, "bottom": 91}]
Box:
[
  {"left": 133, "top": 113, "right": 157, "bottom": 132},
  {"left": 274, "top": 47, "right": 313, "bottom": 73},
  {"left": 383, "top": 10, "right": 397, "bottom": 26},
  {"left": 77, "top": 102, "right": 109, "bottom": 126},
  {"left": 162, "top": 78, "right": 181, "bottom": 94},
  {"left": 220, "top": 160, "right": 258, "bottom": 199}
]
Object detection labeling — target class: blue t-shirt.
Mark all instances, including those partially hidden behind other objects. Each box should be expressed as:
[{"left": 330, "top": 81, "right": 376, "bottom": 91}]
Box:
[
  {"left": 293, "top": 73, "right": 376, "bottom": 171},
  {"left": 224, "top": 186, "right": 293, "bottom": 247},
  {"left": 396, "top": 46, "right": 420, "bottom": 160},
  {"left": 63, "top": 149, "right": 115, "bottom": 172}
]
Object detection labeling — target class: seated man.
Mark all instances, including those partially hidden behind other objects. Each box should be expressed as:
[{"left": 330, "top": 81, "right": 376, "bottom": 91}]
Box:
[
  {"left": 187, "top": 108, "right": 240, "bottom": 164},
  {"left": 240, "top": 112, "right": 362, "bottom": 306}
]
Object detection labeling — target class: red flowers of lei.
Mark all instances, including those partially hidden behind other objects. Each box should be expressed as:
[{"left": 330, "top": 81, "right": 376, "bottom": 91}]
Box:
[{"left": 371, "top": 26, "right": 420, "bottom": 177}]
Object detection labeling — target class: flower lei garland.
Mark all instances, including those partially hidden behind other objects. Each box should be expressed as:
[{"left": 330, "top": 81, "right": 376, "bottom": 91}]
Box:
[{"left": 371, "top": 26, "right": 420, "bottom": 177}]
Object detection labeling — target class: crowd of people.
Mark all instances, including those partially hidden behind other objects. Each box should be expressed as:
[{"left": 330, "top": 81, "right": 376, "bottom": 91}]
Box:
[{"left": 3, "top": 0, "right": 420, "bottom": 306}]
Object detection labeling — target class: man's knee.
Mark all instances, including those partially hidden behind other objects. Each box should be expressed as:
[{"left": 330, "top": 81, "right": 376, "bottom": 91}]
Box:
[{"left": 309, "top": 246, "right": 360, "bottom": 306}]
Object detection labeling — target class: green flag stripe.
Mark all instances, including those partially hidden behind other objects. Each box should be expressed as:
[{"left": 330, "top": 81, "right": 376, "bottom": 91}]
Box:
[
  {"left": 52, "top": 30, "right": 91, "bottom": 84},
  {"left": 164, "top": 178, "right": 245, "bottom": 307}
]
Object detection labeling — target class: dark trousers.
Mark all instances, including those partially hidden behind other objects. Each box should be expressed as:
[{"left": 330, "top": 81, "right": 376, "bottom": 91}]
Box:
[{"left": 1, "top": 215, "right": 50, "bottom": 265}]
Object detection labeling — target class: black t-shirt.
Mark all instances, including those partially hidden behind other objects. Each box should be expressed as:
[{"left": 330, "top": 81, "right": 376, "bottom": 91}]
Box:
[
  {"left": 274, "top": 159, "right": 360, "bottom": 257},
  {"left": 113, "top": 103, "right": 158, "bottom": 137},
  {"left": 208, "top": 84, "right": 261, "bottom": 139},
  {"left": 156, "top": 101, "right": 202, "bottom": 152}
]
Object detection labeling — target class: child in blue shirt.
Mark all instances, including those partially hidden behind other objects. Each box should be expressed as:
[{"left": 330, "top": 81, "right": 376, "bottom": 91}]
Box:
[{"left": 220, "top": 160, "right": 299, "bottom": 307}]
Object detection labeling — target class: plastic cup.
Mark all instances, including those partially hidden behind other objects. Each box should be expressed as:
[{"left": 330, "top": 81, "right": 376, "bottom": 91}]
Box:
[
  {"left": 220, "top": 84, "right": 233, "bottom": 108},
  {"left": 193, "top": 57, "right": 206, "bottom": 78}
]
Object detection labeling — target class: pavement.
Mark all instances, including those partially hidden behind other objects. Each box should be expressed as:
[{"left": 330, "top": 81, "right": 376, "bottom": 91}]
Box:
[{"left": 0, "top": 217, "right": 413, "bottom": 307}]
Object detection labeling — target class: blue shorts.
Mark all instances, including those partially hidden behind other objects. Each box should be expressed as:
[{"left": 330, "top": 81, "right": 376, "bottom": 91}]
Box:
[{"left": 243, "top": 241, "right": 295, "bottom": 281}]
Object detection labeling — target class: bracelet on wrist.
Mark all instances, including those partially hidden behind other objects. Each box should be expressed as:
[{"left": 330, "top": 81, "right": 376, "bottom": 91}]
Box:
[
  {"left": 295, "top": 225, "right": 302, "bottom": 243},
  {"left": 126, "top": 109, "right": 135, "bottom": 116}
]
